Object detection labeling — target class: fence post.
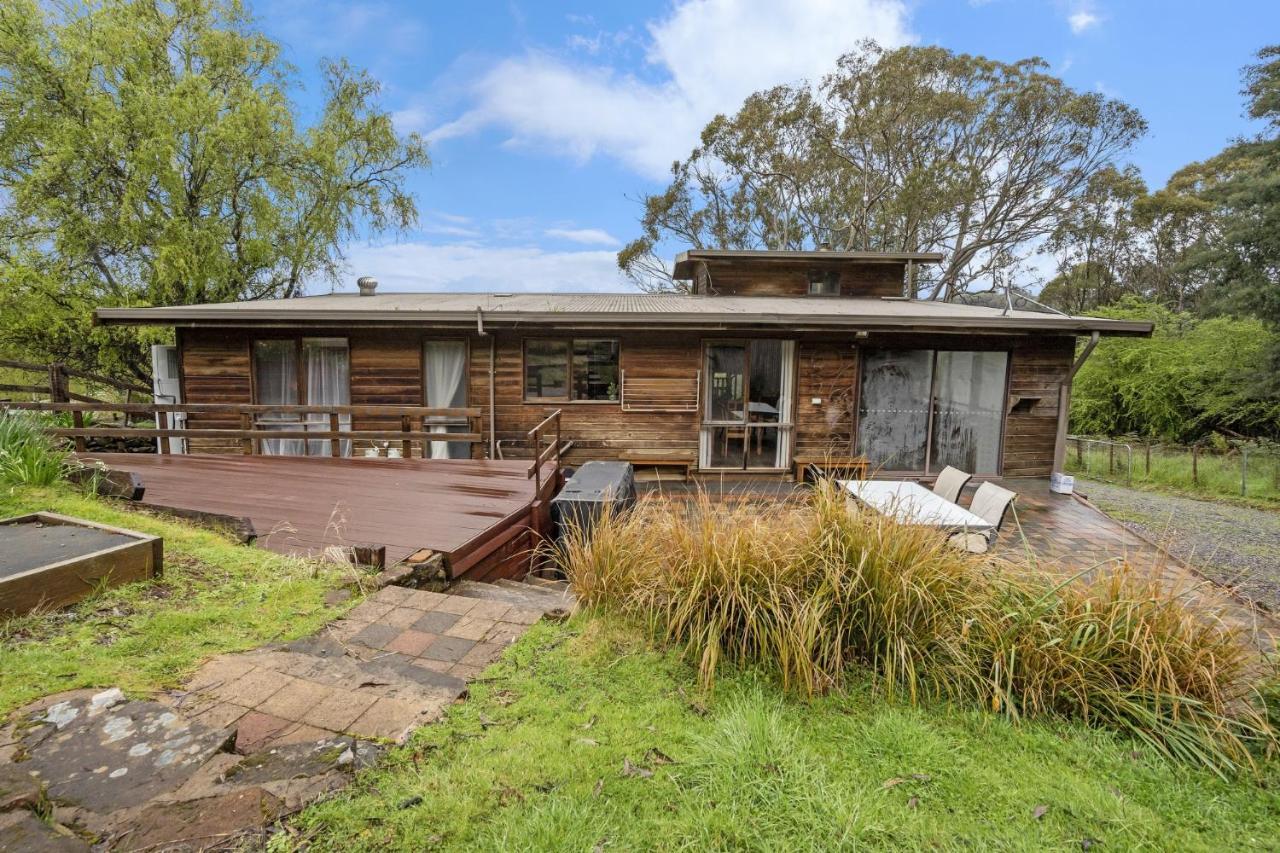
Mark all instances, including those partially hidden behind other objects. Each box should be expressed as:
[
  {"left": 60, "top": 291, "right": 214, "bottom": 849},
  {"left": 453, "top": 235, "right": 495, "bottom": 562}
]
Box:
[
  {"left": 157, "top": 411, "right": 169, "bottom": 455},
  {"left": 1108, "top": 442, "right": 1115, "bottom": 476},
  {"left": 329, "top": 412, "right": 340, "bottom": 458},
  {"left": 240, "top": 412, "right": 254, "bottom": 455},
  {"left": 48, "top": 363, "right": 69, "bottom": 403},
  {"left": 71, "top": 410, "right": 86, "bottom": 453},
  {"left": 1145, "top": 443, "right": 1151, "bottom": 476},
  {"left": 401, "top": 415, "right": 412, "bottom": 459},
  {"left": 1192, "top": 444, "right": 1198, "bottom": 486},
  {"left": 1242, "top": 447, "right": 1249, "bottom": 497}
]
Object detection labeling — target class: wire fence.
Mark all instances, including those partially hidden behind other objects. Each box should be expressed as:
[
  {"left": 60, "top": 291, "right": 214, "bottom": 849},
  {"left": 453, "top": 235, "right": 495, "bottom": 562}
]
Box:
[{"left": 1066, "top": 435, "right": 1280, "bottom": 502}]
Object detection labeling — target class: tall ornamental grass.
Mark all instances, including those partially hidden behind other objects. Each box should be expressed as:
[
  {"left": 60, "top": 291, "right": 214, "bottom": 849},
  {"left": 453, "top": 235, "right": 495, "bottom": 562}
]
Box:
[
  {"left": 558, "top": 482, "right": 1277, "bottom": 775},
  {"left": 0, "top": 411, "right": 70, "bottom": 486}
]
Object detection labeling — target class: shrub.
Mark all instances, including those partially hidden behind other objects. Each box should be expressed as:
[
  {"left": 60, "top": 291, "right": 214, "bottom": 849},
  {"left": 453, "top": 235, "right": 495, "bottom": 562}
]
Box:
[
  {"left": 558, "top": 482, "right": 1276, "bottom": 774},
  {"left": 0, "top": 411, "right": 70, "bottom": 486}
]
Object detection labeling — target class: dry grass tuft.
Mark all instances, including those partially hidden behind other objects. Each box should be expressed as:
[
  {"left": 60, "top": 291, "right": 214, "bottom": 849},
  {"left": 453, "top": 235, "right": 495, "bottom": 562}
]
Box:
[{"left": 557, "top": 481, "right": 1277, "bottom": 775}]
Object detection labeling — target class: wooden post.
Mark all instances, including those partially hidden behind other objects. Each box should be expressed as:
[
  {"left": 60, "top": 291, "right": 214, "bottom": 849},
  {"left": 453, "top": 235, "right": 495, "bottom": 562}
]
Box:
[
  {"left": 1145, "top": 443, "right": 1151, "bottom": 475},
  {"left": 48, "top": 363, "right": 69, "bottom": 403},
  {"left": 1192, "top": 444, "right": 1199, "bottom": 486},
  {"left": 157, "top": 411, "right": 169, "bottom": 454},
  {"left": 401, "top": 415, "right": 412, "bottom": 459},
  {"left": 1108, "top": 443, "right": 1115, "bottom": 476},
  {"left": 71, "top": 410, "right": 86, "bottom": 453},
  {"left": 329, "top": 412, "right": 340, "bottom": 457},
  {"left": 240, "top": 412, "right": 253, "bottom": 455}
]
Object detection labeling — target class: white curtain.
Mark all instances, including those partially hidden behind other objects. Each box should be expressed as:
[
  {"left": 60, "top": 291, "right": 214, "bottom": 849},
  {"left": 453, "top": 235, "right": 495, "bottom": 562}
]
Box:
[
  {"left": 304, "top": 339, "right": 351, "bottom": 456},
  {"left": 775, "top": 340, "right": 796, "bottom": 468},
  {"left": 253, "top": 340, "right": 304, "bottom": 456},
  {"left": 424, "top": 340, "right": 467, "bottom": 459}
]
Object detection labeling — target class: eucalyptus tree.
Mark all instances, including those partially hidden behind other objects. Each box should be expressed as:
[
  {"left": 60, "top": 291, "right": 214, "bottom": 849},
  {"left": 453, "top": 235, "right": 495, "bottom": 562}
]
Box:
[
  {"left": 620, "top": 41, "right": 1146, "bottom": 299},
  {"left": 0, "top": 0, "right": 429, "bottom": 380}
]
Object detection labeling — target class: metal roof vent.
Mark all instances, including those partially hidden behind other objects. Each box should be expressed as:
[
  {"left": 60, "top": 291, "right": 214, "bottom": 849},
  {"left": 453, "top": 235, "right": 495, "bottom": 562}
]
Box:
[{"left": 356, "top": 276, "right": 378, "bottom": 296}]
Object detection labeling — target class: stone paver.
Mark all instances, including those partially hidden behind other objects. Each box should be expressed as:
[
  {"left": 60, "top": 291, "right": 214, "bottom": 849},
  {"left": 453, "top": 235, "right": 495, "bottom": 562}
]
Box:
[{"left": 1, "top": 580, "right": 570, "bottom": 849}]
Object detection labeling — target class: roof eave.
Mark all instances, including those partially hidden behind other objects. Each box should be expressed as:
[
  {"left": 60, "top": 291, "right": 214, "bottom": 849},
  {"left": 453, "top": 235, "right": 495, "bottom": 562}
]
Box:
[{"left": 94, "top": 307, "right": 1153, "bottom": 337}]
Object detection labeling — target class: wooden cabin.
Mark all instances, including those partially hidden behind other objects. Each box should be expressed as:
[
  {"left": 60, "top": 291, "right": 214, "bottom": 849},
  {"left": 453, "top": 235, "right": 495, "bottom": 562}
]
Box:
[{"left": 96, "top": 250, "right": 1152, "bottom": 481}]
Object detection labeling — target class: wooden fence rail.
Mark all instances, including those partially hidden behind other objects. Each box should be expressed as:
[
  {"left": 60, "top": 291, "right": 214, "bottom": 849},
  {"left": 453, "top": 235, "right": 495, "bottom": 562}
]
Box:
[
  {"left": 2, "top": 401, "right": 482, "bottom": 459},
  {"left": 526, "top": 409, "right": 563, "bottom": 492}
]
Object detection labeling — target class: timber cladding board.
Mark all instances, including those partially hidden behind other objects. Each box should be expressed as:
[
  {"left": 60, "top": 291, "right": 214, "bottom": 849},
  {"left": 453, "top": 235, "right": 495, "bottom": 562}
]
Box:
[
  {"left": 702, "top": 261, "right": 905, "bottom": 298},
  {"left": 178, "top": 326, "right": 1074, "bottom": 477}
]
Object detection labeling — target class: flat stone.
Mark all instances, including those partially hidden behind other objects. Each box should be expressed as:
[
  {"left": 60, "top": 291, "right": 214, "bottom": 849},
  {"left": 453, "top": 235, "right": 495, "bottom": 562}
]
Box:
[
  {"left": 349, "top": 697, "right": 430, "bottom": 742},
  {"left": 421, "top": 636, "right": 476, "bottom": 663},
  {"left": 445, "top": 616, "right": 496, "bottom": 641},
  {"left": 371, "top": 586, "right": 413, "bottom": 605},
  {"left": 432, "top": 596, "right": 478, "bottom": 616},
  {"left": 0, "top": 810, "right": 90, "bottom": 852},
  {"left": 411, "top": 610, "right": 460, "bottom": 634},
  {"left": 233, "top": 713, "right": 295, "bottom": 754},
  {"left": 186, "top": 657, "right": 256, "bottom": 692},
  {"left": 505, "top": 606, "right": 544, "bottom": 625},
  {"left": 301, "top": 690, "right": 379, "bottom": 732},
  {"left": 17, "top": 695, "right": 235, "bottom": 814},
  {"left": 350, "top": 622, "right": 401, "bottom": 651},
  {"left": 346, "top": 600, "right": 394, "bottom": 622},
  {"left": 381, "top": 606, "right": 425, "bottom": 629},
  {"left": 257, "top": 679, "right": 334, "bottom": 724},
  {"left": 465, "top": 600, "right": 513, "bottom": 621},
  {"left": 385, "top": 629, "right": 436, "bottom": 657},
  {"left": 460, "top": 641, "right": 508, "bottom": 668},
  {"left": 0, "top": 763, "right": 43, "bottom": 812},
  {"left": 403, "top": 589, "right": 449, "bottom": 610},
  {"left": 212, "top": 668, "right": 285, "bottom": 707},
  {"left": 110, "top": 786, "right": 283, "bottom": 851}
]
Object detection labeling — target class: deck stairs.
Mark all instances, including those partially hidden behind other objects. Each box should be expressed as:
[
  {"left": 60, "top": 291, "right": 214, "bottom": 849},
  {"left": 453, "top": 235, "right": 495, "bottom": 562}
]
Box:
[{"left": 449, "top": 575, "right": 575, "bottom": 615}]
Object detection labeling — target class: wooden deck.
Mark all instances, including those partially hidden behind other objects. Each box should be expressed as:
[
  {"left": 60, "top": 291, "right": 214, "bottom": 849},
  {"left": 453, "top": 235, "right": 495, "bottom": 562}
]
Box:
[{"left": 78, "top": 453, "right": 559, "bottom": 580}]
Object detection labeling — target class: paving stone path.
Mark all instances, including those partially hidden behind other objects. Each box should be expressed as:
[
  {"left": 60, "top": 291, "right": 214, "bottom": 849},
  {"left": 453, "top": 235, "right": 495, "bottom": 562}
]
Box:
[{"left": 0, "top": 578, "right": 572, "bottom": 851}]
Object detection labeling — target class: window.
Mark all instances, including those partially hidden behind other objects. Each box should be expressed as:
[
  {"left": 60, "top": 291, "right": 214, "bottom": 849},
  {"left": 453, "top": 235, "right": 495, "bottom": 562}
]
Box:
[
  {"left": 524, "top": 339, "right": 619, "bottom": 401},
  {"left": 700, "top": 340, "right": 795, "bottom": 470},
  {"left": 252, "top": 338, "right": 350, "bottom": 456},
  {"left": 856, "top": 349, "right": 1008, "bottom": 474},
  {"left": 807, "top": 270, "right": 840, "bottom": 296}
]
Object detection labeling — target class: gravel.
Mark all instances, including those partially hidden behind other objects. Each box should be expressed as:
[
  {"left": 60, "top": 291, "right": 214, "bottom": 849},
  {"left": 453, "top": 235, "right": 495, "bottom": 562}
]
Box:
[{"left": 1078, "top": 479, "right": 1280, "bottom": 613}]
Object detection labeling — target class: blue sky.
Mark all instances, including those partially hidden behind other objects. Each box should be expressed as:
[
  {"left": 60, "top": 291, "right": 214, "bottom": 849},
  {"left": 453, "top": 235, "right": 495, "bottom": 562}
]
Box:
[{"left": 252, "top": 0, "right": 1278, "bottom": 293}]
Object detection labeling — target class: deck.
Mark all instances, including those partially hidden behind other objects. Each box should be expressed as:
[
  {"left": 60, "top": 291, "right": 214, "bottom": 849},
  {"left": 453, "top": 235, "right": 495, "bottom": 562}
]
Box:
[{"left": 79, "top": 453, "right": 559, "bottom": 580}]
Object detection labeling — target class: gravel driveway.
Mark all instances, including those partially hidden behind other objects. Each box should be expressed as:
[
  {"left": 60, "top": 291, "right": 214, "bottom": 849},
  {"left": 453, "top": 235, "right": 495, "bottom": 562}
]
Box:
[{"left": 1078, "top": 479, "right": 1280, "bottom": 613}]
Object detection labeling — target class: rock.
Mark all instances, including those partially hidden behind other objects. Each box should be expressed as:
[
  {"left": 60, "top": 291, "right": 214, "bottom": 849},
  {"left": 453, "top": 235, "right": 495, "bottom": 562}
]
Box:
[
  {"left": 108, "top": 786, "right": 283, "bottom": 851},
  {"left": 0, "top": 764, "right": 43, "bottom": 812},
  {"left": 17, "top": 694, "right": 235, "bottom": 814},
  {"left": 0, "top": 810, "right": 90, "bottom": 852},
  {"left": 336, "top": 747, "right": 354, "bottom": 766}
]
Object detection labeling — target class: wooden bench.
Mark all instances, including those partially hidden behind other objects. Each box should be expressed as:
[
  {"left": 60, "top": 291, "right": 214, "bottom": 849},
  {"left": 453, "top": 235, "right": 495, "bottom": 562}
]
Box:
[
  {"left": 619, "top": 449, "right": 696, "bottom": 480},
  {"left": 793, "top": 453, "right": 869, "bottom": 483}
]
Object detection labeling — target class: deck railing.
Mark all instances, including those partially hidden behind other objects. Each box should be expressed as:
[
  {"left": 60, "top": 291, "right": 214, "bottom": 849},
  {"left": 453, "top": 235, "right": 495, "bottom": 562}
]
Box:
[
  {"left": 2, "top": 401, "right": 482, "bottom": 459},
  {"left": 526, "top": 409, "right": 563, "bottom": 492}
]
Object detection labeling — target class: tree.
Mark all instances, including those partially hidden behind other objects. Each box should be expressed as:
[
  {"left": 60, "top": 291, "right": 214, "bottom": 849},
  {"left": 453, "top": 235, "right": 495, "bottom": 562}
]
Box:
[
  {"left": 0, "top": 0, "right": 428, "bottom": 380},
  {"left": 620, "top": 42, "right": 1146, "bottom": 298}
]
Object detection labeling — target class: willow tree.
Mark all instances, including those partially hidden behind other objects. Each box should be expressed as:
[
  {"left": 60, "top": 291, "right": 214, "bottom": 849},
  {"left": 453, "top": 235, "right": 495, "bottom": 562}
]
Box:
[
  {"left": 0, "top": 0, "right": 428, "bottom": 380},
  {"left": 620, "top": 42, "right": 1146, "bottom": 298}
]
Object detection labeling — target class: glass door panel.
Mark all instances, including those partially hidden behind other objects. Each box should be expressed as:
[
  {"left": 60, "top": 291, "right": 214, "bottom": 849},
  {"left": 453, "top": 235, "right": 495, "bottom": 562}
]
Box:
[
  {"left": 857, "top": 349, "right": 933, "bottom": 472},
  {"left": 424, "top": 340, "right": 469, "bottom": 459},
  {"left": 700, "top": 341, "right": 794, "bottom": 470},
  {"left": 930, "top": 351, "right": 1008, "bottom": 474}
]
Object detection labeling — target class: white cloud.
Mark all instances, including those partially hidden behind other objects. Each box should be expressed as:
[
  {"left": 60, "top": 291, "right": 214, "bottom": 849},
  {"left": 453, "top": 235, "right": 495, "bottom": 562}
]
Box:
[
  {"left": 1068, "top": 10, "right": 1099, "bottom": 32},
  {"left": 545, "top": 227, "right": 620, "bottom": 246},
  {"left": 341, "top": 242, "right": 628, "bottom": 293},
  {"left": 430, "top": 0, "right": 913, "bottom": 179}
]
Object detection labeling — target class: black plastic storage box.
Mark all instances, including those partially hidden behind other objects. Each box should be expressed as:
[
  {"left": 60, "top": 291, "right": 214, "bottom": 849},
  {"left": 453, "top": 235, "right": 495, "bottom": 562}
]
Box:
[{"left": 551, "top": 461, "right": 637, "bottom": 539}]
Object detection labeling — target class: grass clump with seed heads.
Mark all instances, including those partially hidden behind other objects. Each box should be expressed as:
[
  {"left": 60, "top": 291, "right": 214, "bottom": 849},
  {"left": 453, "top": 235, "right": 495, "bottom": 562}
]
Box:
[{"left": 557, "top": 481, "right": 1277, "bottom": 775}]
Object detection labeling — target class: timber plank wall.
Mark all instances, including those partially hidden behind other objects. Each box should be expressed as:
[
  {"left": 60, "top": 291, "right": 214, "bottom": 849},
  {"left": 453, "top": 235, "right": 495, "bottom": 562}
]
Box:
[
  {"left": 697, "top": 261, "right": 905, "bottom": 297},
  {"left": 178, "top": 328, "right": 1072, "bottom": 477}
]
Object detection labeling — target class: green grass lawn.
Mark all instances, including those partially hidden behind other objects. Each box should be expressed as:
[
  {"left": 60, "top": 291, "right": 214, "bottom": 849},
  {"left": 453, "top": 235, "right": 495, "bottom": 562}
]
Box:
[
  {"left": 1066, "top": 443, "right": 1280, "bottom": 509},
  {"left": 289, "top": 617, "right": 1280, "bottom": 852},
  {"left": 0, "top": 483, "right": 360, "bottom": 715}
]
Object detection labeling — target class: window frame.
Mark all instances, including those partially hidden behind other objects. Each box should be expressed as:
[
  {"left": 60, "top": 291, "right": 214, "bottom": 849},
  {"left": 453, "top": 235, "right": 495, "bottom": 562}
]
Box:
[
  {"left": 522, "top": 337, "right": 621, "bottom": 403},
  {"left": 249, "top": 336, "right": 352, "bottom": 407}
]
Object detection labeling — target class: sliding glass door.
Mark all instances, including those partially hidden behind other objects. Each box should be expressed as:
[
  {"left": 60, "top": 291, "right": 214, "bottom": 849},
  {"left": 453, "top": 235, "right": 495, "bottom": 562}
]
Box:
[
  {"left": 857, "top": 349, "right": 1008, "bottom": 475},
  {"left": 252, "top": 338, "right": 351, "bottom": 456},
  {"left": 700, "top": 340, "right": 795, "bottom": 470}
]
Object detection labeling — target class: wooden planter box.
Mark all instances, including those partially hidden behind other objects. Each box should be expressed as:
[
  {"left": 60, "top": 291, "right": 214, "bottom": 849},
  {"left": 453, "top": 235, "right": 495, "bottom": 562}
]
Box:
[{"left": 0, "top": 512, "right": 162, "bottom": 617}]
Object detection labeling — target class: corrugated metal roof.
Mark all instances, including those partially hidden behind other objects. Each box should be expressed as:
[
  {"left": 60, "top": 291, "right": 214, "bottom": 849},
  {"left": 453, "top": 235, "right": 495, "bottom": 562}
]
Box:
[
  {"left": 94, "top": 292, "right": 1152, "bottom": 336},
  {"left": 672, "top": 249, "right": 944, "bottom": 279}
]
